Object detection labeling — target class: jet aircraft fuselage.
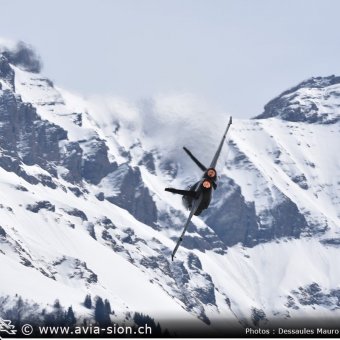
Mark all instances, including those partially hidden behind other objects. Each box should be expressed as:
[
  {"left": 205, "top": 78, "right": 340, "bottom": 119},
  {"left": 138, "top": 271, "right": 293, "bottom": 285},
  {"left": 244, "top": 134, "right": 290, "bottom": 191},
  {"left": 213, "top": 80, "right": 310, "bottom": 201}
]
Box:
[
  {"left": 165, "top": 116, "right": 232, "bottom": 260},
  {"left": 182, "top": 172, "right": 216, "bottom": 216}
]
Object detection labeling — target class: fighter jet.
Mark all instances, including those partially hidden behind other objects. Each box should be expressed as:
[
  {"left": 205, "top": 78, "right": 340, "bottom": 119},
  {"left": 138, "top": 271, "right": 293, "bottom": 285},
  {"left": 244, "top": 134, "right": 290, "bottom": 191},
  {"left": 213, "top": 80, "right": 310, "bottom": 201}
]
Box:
[{"left": 165, "top": 116, "right": 232, "bottom": 260}]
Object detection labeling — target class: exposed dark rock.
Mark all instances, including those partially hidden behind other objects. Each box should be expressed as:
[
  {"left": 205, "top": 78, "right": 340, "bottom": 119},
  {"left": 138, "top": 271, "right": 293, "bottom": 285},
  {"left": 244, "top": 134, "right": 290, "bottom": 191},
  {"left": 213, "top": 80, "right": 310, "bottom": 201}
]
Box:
[
  {"left": 85, "top": 222, "right": 96, "bottom": 240},
  {"left": 194, "top": 272, "right": 216, "bottom": 305},
  {"left": 181, "top": 230, "right": 225, "bottom": 254},
  {"left": 171, "top": 261, "right": 190, "bottom": 285},
  {"left": 157, "top": 209, "right": 185, "bottom": 231},
  {"left": 138, "top": 152, "right": 156, "bottom": 174},
  {"left": 285, "top": 295, "right": 299, "bottom": 310},
  {"left": 120, "top": 228, "right": 136, "bottom": 244},
  {"left": 0, "top": 204, "right": 13, "bottom": 213},
  {"left": 18, "top": 170, "right": 40, "bottom": 185},
  {"left": 320, "top": 238, "right": 340, "bottom": 247},
  {"left": 15, "top": 185, "right": 28, "bottom": 192},
  {"left": 0, "top": 90, "right": 20, "bottom": 148},
  {"left": 257, "top": 197, "right": 305, "bottom": 242},
  {"left": 195, "top": 227, "right": 226, "bottom": 254},
  {"left": 26, "top": 201, "right": 55, "bottom": 213},
  {"left": 187, "top": 253, "right": 203, "bottom": 270},
  {"left": 204, "top": 176, "right": 306, "bottom": 247},
  {"left": 80, "top": 138, "right": 117, "bottom": 185},
  {"left": 72, "top": 113, "right": 82, "bottom": 126},
  {"left": 62, "top": 208, "right": 88, "bottom": 221},
  {"left": 36, "top": 174, "right": 57, "bottom": 189},
  {"left": 292, "top": 174, "right": 309, "bottom": 190},
  {"left": 0, "top": 89, "right": 67, "bottom": 179},
  {"left": 67, "top": 186, "right": 83, "bottom": 197},
  {"left": 330, "top": 289, "right": 340, "bottom": 307},
  {"left": 140, "top": 254, "right": 171, "bottom": 274},
  {"left": 101, "top": 230, "right": 113, "bottom": 241},
  {"left": 251, "top": 308, "right": 267, "bottom": 326},
  {"left": 38, "top": 267, "right": 55, "bottom": 279},
  {"left": 53, "top": 257, "right": 98, "bottom": 284},
  {"left": 159, "top": 159, "right": 178, "bottom": 178},
  {"left": 160, "top": 208, "right": 224, "bottom": 253},
  {"left": 0, "top": 55, "right": 15, "bottom": 90},
  {"left": 140, "top": 256, "right": 159, "bottom": 270},
  {"left": 105, "top": 164, "right": 158, "bottom": 226},
  {"left": 122, "top": 234, "right": 133, "bottom": 244},
  {"left": 0, "top": 225, "right": 6, "bottom": 237},
  {"left": 95, "top": 192, "right": 105, "bottom": 201},
  {"left": 300, "top": 283, "right": 323, "bottom": 305},
  {"left": 169, "top": 260, "right": 213, "bottom": 324},
  {"left": 33, "top": 121, "right": 67, "bottom": 164},
  {"left": 181, "top": 234, "right": 211, "bottom": 251},
  {"left": 61, "top": 142, "right": 83, "bottom": 183},
  {"left": 204, "top": 177, "right": 259, "bottom": 247},
  {"left": 291, "top": 283, "right": 340, "bottom": 308},
  {"left": 0, "top": 74, "right": 119, "bottom": 190},
  {"left": 20, "top": 257, "right": 33, "bottom": 267},
  {"left": 97, "top": 217, "right": 116, "bottom": 229},
  {"left": 0, "top": 153, "right": 39, "bottom": 185},
  {"left": 73, "top": 260, "right": 98, "bottom": 284},
  {"left": 67, "top": 222, "right": 75, "bottom": 229},
  {"left": 34, "top": 77, "right": 54, "bottom": 88}
]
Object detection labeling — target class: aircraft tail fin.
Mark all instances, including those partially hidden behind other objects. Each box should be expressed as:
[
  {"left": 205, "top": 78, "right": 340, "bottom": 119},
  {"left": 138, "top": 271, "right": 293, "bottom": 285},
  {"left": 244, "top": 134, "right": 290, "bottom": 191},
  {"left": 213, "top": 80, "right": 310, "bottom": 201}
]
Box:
[
  {"left": 183, "top": 147, "right": 207, "bottom": 172},
  {"left": 209, "top": 115, "right": 232, "bottom": 169}
]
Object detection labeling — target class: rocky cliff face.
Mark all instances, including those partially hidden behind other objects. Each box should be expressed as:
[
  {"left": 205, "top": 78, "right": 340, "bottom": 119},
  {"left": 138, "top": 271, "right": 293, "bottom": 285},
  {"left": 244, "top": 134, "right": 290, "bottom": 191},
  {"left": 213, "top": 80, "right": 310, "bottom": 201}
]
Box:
[
  {"left": 102, "top": 163, "right": 158, "bottom": 226},
  {"left": 0, "top": 46, "right": 156, "bottom": 224},
  {"left": 0, "top": 54, "right": 15, "bottom": 90}
]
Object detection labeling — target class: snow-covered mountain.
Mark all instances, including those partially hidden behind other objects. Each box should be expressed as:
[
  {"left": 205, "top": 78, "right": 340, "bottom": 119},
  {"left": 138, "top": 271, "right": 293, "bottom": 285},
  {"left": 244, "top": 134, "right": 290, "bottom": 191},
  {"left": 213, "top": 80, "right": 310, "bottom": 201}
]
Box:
[{"left": 1, "top": 41, "right": 340, "bottom": 336}]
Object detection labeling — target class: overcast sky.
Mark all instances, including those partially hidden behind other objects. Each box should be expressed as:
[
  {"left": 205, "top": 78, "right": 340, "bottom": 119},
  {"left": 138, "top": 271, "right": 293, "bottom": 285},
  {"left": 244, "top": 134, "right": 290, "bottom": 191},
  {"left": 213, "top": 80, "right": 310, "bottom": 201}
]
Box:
[{"left": 1, "top": 0, "right": 340, "bottom": 118}]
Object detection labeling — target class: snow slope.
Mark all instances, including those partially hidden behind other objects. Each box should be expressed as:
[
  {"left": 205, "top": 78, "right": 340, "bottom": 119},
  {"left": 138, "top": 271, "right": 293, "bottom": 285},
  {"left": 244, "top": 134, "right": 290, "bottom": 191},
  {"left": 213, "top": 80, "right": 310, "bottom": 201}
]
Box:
[{"left": 1, "top": 41, "right": 340, "bottom": 335}]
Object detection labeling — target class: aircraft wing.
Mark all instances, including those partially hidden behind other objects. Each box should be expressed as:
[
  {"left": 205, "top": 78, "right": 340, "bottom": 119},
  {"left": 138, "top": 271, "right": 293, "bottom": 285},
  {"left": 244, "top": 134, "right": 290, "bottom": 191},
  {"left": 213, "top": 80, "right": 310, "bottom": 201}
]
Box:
[
  {"left": 209, "top": 116, "right": 232, "bottom": 169},
  {"left": 171, "top": 194, "right": 203, "bottom": 261}
]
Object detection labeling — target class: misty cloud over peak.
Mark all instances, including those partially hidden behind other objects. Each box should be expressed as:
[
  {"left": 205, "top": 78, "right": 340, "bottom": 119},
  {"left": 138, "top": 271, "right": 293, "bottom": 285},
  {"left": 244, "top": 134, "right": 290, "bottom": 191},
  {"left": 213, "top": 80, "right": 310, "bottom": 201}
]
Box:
[{"left": 0, "top": 40, "right": 42, "bottom": 73}]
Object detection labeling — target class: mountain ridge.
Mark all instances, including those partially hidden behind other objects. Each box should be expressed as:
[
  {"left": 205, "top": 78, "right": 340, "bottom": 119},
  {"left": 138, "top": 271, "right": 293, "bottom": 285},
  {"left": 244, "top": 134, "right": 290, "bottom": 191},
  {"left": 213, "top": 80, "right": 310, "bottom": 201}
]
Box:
[{"left": 255, "top": 75, "right": 340, "bottom": 124}]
